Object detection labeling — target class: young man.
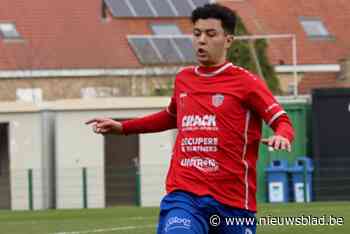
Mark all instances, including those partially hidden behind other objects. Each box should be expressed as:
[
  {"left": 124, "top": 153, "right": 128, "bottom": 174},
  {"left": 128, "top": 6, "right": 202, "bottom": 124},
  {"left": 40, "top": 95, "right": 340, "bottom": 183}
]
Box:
[{"left": 86, "top": 4, "right": 294, "bottom": 234}]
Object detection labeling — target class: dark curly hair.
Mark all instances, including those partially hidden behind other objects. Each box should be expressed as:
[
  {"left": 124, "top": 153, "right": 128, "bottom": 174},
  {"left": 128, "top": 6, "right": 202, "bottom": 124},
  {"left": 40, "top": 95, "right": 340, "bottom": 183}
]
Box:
[{"left": 191, "top": 3, "right": 237, "bottom": 35}]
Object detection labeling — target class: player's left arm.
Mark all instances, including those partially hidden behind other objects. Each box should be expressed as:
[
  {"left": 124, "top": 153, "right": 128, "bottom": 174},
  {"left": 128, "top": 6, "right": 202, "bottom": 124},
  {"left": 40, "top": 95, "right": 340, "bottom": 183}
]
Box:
[{"left": 245, "top": 77, "right": 294, "bottom": 152}]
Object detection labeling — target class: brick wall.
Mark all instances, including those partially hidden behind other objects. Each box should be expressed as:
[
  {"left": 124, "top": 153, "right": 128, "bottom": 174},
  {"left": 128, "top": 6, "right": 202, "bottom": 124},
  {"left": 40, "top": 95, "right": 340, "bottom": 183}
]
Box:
[
  {"left": 297, "top": 72, "right": 350, "bottom": 94},
  {"left": 0, "top": 75, "right": 175, "bottom": 101}
]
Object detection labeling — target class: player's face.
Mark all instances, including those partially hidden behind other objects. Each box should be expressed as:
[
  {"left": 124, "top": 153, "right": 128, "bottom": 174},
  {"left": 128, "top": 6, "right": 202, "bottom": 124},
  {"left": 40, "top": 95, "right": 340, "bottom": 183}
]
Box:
[{"left": 192, "top": 19, "right": 233, "bottom": 66}]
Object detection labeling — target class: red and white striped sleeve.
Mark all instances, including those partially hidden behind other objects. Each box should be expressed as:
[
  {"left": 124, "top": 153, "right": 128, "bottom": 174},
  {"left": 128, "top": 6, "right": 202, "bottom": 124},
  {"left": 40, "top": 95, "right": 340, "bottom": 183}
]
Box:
[{"left": 245, "top": 77, "right": 294, "bottom": 141}]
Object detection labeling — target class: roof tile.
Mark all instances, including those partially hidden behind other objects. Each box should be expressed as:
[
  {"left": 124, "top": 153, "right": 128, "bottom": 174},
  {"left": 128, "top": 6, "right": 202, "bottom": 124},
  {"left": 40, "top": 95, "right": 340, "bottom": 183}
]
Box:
[{"left": 0, "top": 0, "right": 349, "bottom": 69}]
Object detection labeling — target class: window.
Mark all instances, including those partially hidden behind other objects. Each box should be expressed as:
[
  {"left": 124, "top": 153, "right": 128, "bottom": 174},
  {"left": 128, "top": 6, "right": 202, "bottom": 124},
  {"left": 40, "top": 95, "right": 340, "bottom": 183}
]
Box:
[
  {"left": 151, "top": 24, "right": 182, "bottom": 35},
  {"left": 81, "top": 87, "right": 120, "bottom": 98},
  {"left": 0, "top": 23, "right": 21, "bottom": 39},
  {"left": 16, "top": 88, "right": 42, "bottom": 103},
  {"left": 300, "top": 18, "right": 330, "bottom": 38}
]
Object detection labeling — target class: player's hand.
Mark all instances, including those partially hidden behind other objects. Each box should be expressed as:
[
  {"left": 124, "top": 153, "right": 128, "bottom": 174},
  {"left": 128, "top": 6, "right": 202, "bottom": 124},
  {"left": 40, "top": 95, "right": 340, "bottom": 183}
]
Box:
[
  {"left": 85, "top": 118, "right": 123, "bottom": 135},
  {"left": 261, "top": 135, "right": 291, "bottom": 152}
]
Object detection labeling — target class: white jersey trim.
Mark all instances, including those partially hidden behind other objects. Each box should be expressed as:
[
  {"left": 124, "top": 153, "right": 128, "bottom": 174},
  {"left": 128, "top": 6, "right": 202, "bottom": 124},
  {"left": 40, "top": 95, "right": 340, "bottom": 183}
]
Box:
[
  {"left": 194, "top": 63, "right": 233, "bottom": 77},
  {"left": 242, "top": 111, "right": 251, "bottom": 210},
  {"left": 268, "top": 110, "right": 286, "bottom": 126},
  {"left": 265, "top": 103, "right": 279, "bottom": 113}
]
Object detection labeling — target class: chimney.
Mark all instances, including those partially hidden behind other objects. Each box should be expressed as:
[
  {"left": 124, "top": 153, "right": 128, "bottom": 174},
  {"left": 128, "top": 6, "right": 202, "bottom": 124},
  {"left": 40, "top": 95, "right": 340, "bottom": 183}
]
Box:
[{"left": 338, "top": 57, "right": 350, "bottom": 82}]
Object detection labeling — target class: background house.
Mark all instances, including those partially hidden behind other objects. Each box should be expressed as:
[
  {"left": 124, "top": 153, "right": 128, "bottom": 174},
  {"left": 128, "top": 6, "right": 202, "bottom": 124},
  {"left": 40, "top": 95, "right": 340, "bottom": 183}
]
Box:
[
  {"left": 220, "top": 0, "right": 350, "bottom": 94},
  {"left": 1, "top": 0, "right": 350, "bottom": 102},
  {"left": 0, "top": 0, "right": 201, "bottom": 101}
]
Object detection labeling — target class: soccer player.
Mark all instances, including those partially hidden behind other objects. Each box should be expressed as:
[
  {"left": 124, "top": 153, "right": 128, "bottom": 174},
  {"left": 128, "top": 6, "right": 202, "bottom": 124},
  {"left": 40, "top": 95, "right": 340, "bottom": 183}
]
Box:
[{"left": 86, "top": 3, "right": 294, "bottom": 234}]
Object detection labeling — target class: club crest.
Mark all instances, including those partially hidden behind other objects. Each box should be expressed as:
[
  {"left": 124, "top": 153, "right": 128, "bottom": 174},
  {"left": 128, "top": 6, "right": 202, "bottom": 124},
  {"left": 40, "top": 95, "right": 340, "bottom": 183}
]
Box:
[{"left": 212, "top": 94, "right": 224, "bottom": 107}]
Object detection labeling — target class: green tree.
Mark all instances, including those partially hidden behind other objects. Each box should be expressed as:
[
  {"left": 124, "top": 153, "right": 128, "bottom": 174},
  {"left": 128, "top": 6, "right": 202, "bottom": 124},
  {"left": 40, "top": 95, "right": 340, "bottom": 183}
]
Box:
[{"left": 227, "top": 16, "right": 281, "bottom": 94}]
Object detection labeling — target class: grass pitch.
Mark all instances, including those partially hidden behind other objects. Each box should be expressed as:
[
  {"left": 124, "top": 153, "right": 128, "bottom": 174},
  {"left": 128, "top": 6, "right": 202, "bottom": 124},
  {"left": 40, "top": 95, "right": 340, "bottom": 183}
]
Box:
[{"left": 0, "top": 202, "right": 349, "bottom": 234}]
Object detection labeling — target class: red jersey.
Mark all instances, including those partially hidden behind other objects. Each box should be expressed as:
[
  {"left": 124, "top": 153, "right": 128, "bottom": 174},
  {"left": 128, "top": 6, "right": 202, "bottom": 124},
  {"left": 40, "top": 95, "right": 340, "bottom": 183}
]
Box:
[
  {"left": 165, "top": 62, "right": 292, "bottom": 212},
  {"left": 122, "top": 62, "right": 294, "bottom": 212}
]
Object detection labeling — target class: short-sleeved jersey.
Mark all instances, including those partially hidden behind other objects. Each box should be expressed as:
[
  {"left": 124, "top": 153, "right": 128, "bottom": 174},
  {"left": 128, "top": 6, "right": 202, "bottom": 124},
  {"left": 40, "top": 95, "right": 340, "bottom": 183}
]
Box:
[{"left": 165, "top": 62, "right": 287, "bottom": 212}]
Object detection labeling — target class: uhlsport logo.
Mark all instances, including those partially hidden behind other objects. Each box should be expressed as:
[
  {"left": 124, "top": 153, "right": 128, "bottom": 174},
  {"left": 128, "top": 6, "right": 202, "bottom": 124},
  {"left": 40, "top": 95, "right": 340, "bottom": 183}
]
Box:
[
  {"left": 164, "top": 216, "right": 191, "bottom": 232},
  {"left": 180, "top": 157, "right": 219, "bottom": 172},
  {"left": 179, "top": 92, "right": 187, "bottom": 107}
]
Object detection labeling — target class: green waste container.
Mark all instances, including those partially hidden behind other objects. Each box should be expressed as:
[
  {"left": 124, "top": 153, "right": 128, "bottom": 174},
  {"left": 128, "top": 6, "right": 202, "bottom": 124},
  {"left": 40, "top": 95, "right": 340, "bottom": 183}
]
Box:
[{"left": 257, "top": 99, "right": 311, "bottom": 202}]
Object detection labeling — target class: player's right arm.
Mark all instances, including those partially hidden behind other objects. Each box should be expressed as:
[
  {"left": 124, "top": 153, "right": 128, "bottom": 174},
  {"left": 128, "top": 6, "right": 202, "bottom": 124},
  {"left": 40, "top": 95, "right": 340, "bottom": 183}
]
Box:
[
  {"left": 120, "top": 96, "right": 177, "bottom": 134},
  {"left": 86, "top": 95, "right": 177, "bottom": 135},
  {"left": 85, "top": 117, "right": 123, "bottom": 134}
]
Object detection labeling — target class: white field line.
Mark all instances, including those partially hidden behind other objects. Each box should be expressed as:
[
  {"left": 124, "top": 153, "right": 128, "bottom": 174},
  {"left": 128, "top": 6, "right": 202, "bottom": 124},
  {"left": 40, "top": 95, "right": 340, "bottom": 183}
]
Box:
[
  {"left": 50, "top": 224, "right": 156, "bottom": 234},
  {"left": 3, "top": 216, "right": 156, "bottom": 225}
]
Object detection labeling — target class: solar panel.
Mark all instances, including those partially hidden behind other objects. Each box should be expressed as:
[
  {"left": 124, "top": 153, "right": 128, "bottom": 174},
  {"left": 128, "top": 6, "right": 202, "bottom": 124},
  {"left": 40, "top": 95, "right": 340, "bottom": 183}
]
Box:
[
  {"left": 173, "top": 37, "right": 197, "bottom": 63},
  {"left": 169, "top": 0, "right": 194, "bottom": 16},
  {"left": 151, "top": 38, "right": 183, "bottom": 63},
  {"left": 191, "top": 0, "right": 210, "bottom": 8},
  {"left": 149, "top": 0, "right": 176, "bottom": 17},
  {"left": 104, "top": 0, "right": 134, "bottom": 17},
  {"left": 105, "top": 0, "right": 208, "bottom": 18},
  {"left": 128, "top": 37, "right": 161, "bottom": 64},
  {"left": 128, "top": 0, "right": 154, "bottom": 17}
]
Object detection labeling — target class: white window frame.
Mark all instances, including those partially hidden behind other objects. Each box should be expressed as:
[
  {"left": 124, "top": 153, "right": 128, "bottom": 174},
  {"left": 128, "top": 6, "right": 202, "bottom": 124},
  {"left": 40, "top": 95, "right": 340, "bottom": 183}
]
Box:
[
  {"left": 80, "top": 87, "right": 120, "bottom": 98},
  {"left": 16, "top": 88, "right": 43, "bottom": 103}
]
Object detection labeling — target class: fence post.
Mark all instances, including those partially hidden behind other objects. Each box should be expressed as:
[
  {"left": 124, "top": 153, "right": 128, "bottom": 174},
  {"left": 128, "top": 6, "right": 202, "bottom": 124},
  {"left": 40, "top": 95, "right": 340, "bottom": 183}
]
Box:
[
  {"left": 82, "top": 167, "right": 88, "bottom": 208},
  {"left": 28, "top": 169, "right": 33, "bottom": 210},
  {"left": 302, "top": 161, "right": 308, "bottom": 203},
  {"left": 135, "top": 168, "right": 141, "bottom": 206}
]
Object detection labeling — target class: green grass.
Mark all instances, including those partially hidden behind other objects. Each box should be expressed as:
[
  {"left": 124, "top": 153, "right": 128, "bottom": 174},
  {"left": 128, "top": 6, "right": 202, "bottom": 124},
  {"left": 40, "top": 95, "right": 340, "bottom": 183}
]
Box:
[{"left": 0, "top": 202, "right": 349, "bottom": 234}]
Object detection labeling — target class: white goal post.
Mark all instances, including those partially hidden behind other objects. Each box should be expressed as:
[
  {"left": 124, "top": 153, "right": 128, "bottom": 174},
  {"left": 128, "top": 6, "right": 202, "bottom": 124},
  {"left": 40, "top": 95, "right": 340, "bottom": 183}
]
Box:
[{"left": 234, "top": 34, "right": 299, "bottom": 97}]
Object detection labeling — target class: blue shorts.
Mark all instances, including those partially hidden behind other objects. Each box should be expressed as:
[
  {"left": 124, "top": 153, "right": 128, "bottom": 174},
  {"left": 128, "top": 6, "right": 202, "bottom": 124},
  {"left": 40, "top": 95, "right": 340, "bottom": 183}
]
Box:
[{"left": 157, "top": 191, "right": 256, "bottom": 234}]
